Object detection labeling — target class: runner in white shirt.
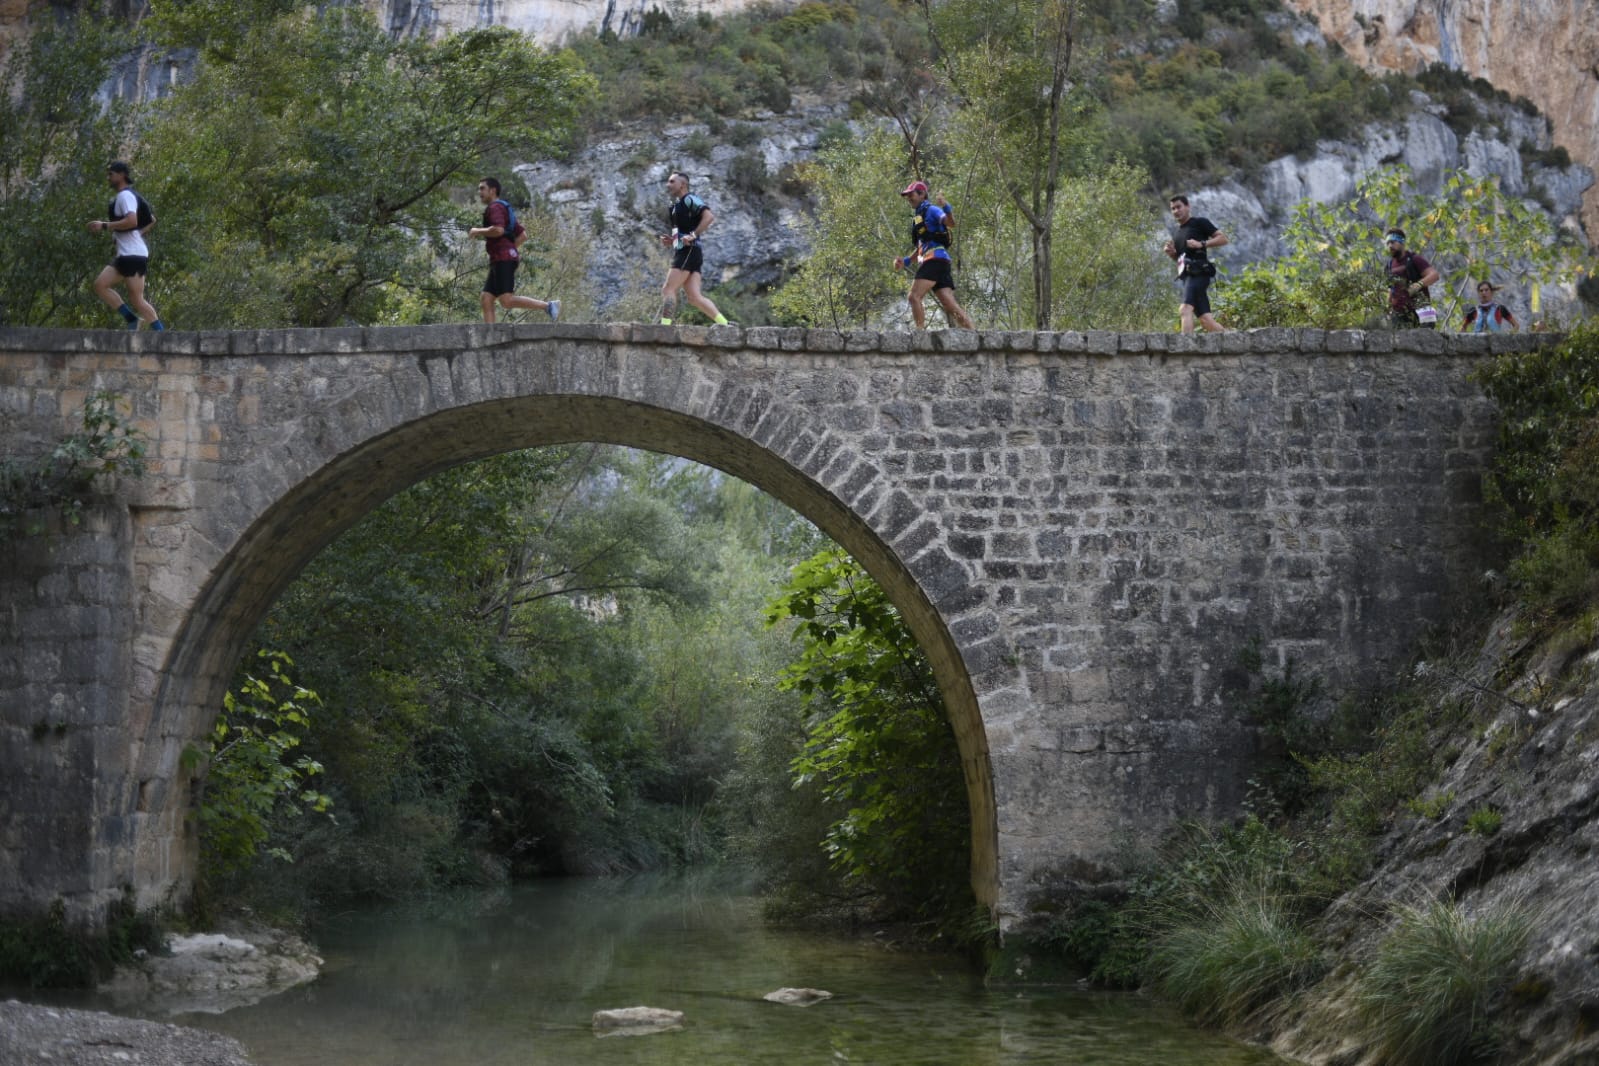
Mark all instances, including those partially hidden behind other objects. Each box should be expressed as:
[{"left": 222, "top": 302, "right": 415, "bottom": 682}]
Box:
[{"left": 86, "top": 161, "right": 163, "bottom": 331}]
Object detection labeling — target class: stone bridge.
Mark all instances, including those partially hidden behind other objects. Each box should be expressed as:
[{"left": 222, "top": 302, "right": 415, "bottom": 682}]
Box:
[{"left": 0, "top": 323, "right": 1527, "bottom": 929}]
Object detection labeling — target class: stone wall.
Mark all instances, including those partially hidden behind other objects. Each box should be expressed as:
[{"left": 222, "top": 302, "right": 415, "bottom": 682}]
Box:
[{"left": 0, "top": 323, "right": 1533, "bottom": 928}]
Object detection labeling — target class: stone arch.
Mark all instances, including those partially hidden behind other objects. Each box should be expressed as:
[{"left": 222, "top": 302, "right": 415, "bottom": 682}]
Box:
[{"left": 141, "top": 389, "right": 1000, "bottom": 913}]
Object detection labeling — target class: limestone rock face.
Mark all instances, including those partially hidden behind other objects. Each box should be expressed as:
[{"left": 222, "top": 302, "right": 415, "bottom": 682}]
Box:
[
  {"left": 1281, "top": 0, "right": 1599, "bottom": 234},
  {"left": 515, "top": 101, "right": 847, "bottom": 312},
  {"left": 374, "top": 0, "right": 752, "bottom": 42},
  {"left": 1181, "top": 92, "right": 1593, "bottom": 326}
]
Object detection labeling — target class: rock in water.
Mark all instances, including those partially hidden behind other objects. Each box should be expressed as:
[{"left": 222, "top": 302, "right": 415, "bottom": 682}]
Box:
[
  {"left": 763, "top": 987, "right": 833, "bottom": 1006},
  {"left": 591, "top": 1006, "right": 685, "bottom": 1034}
]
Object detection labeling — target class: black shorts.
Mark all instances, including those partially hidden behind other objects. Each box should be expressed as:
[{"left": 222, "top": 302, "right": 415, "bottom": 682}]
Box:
[
  {"left": 670, "top": 243, "right": 704, "bottom": 274},
  {"left": 112, "top": 255, "right": 149, "bottom": 278},
  {"left": 914, "top": 257, "right": 954, "bottom": 291},
  {"left": 1180, "top": 275, "right": 1211, "bottom": 316},
  {"left": 483, "top": 260, "right": 519, "bottom": 296}
]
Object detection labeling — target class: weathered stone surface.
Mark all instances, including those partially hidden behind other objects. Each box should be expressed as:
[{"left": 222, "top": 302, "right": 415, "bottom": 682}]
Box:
[
  {"left": 763, "top": 987, "right": 833, "bottom": 1006},
  {"left": 0, "top": 324, "right": 1522, "bottom": 931},
  {"left": 1281, "top": 0, "right": 1599, "bottom": 237},
  {"left": 592, "top": 1006, "right": 685, "bottom": 1031},
  {"left": 101, "top": 928, "right": 322, "bottom": 1015}
]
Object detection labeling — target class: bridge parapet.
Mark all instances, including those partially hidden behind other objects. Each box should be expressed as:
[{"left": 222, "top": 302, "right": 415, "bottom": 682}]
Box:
[{"left": 0, "top": 324, "right": 1538, "bottom": 927}]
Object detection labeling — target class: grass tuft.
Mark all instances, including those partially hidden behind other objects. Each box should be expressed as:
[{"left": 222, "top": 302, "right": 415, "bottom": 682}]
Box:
[
  {"left": 1148, "top": 890, "right": 1324, "bottom": 1026},
  {"left": 1356, "top": 898, "right": 1536, "bottom": 1066}
]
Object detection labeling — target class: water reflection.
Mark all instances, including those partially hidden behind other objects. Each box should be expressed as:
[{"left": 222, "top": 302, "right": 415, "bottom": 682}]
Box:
[{"left": 155, "top": 874, "right": 1289, "bottom": 1065}]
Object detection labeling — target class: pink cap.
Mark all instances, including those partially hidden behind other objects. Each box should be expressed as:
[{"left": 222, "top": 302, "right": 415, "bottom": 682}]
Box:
[{"left": 900, "top": 181, "right": 928, "bottom": 196}]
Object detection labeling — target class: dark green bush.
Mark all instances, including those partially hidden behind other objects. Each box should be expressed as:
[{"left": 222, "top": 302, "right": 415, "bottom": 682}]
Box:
[
  {"left": 1473, "top": 323, "right": 1599, "bottom": 610},
  {"left": 0, "top": 895, "right": 165, "bottom": 990}
]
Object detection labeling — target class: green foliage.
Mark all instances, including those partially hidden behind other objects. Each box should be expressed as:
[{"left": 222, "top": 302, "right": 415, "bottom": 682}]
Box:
[
  {"left": 1474, "top": 323, "right": 1599, "bottom": 622},
  {"left": 195, "top": 651, "right": 332, "bottom": 883},
  {"left": 763, "top": 548, "right": 973, "bottom": 927},
  {"left": 1102, "top": 17, "right": 1399, "bottom": 190},
  {"left": 217, "top": 447, "right": 829, "bottom": 916},
  {"left": 1232, "top": 640, "right": 1323, "bottom": 817},
  {"left": 1302, "top": 684, "right": 1470, "bottom": 886},
  {"left": 0, "top": 895, "right": 164, "bottom": 990},
  {"left": 0, "top": 391, "right": 147, "bottom": 539},
  {"left": 770, "top": 130, "right": 907, "bottom": 328},
  {"left": 1067, "top": 818, "right": 1323, "bottom": 1010},
  {"left": 772, "top": 129, "right": 1166, "bottom": 329},
  {"left": 567, "top": 0, "right": 919, "bottom": 125},
  {"left": 1465, "top": 806, "right": 1503, "bottom": 836},
  {"left": 1219, "top": 166, "right": 1591, "bottom": 330},
  {"left": 135, "top": 8, "right": 591, "bottom": 327},
  {"left": 0, "top": 14, "right": 133, "bottom": 326},
  {"left": 1406, "top": 789, "right": 1455, "bottom": 821},
  {"left": 1147, "top": 894, "right": 1323, "bottom": 1026},
  {"left": 1356, "top": 899, "right": 1535, "bottom": 1066},
  {"left": 1475, "top": 323, "right": 1599, "bottom": 539}
]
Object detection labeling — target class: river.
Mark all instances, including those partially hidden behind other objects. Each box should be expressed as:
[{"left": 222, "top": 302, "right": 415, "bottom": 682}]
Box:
[{"left": 89, "top": 874, "right": 1293, "bottom": 1065}]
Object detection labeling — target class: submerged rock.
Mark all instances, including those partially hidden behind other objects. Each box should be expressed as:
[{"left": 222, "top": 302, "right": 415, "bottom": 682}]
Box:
[
  {"left": 591, "top": 1005, "right": 685, "bottom": 1034},
  {"left": 762, "top": 987, "right": 833, "bottom": 1006}
]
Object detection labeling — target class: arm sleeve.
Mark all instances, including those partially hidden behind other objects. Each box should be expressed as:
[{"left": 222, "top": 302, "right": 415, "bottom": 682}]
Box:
[{"left": 112, "top": 189, "right": 138, "bottom": 221}]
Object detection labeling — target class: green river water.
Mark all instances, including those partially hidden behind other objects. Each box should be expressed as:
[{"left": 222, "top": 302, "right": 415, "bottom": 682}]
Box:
[{"left": 82, "top": 876, "right": 1294, "bottom": 1065}]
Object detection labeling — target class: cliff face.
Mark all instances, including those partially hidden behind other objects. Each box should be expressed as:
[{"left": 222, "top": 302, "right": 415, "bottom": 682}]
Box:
[
  {"left": 372, "top": 0, "right": 751, "bottom": 41},
  {"left": 1281, "top": 0, "right": 1599, "bottom": 236}
]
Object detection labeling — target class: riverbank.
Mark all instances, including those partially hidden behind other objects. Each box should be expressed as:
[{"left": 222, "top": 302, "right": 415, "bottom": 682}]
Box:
[{"left": 0, "top": 999, "right": 255, "bottom": 1065}]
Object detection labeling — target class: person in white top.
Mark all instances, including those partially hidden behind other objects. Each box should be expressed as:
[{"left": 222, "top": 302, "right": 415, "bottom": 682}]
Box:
[{"left": 86, "top": 161, "right": 163, "bottom": 331}]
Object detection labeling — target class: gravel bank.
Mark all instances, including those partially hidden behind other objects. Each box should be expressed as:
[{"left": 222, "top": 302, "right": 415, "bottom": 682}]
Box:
[{"left": 0, "top": 1000, "right": 254, "bottom": 1066}]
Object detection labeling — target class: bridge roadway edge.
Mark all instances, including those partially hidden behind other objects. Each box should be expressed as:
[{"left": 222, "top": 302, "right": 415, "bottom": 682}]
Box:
[{"left": 0, "top": 323, "right": 1543, "bottom": 931}]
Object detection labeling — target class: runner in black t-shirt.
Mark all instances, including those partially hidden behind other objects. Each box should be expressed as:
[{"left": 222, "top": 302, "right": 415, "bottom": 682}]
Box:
[{"left": 1162, "top": 194, "right": 1227, "bottom": 333}]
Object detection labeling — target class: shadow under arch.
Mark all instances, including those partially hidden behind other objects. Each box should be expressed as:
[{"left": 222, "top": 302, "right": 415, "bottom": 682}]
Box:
[{"left": 150, "top": 393, "right": 999, "bottom": 912}]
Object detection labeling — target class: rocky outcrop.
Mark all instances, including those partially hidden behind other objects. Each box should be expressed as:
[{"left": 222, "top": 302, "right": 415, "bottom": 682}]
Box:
[
  {"left": 373, "top": 0, "right": 753, "bottom": 42},
  {"left": 1266, "top": 614, "right": 1599, "bottom": 1066},
  {"left": 514, "top": 98, "right": 846, "bottom": 311},
  {"left": 1281, "top": 0, "right": 1599, "bottom": 236},
  {"left": 100, "top": 927, "right": 322, "bottom": 1016},
  {"left": 0, "top": 1000, "right": 256, "bottom": 1066},
  {"left": 1186, "top": 91, "right": 1592, "bottom": 325}
]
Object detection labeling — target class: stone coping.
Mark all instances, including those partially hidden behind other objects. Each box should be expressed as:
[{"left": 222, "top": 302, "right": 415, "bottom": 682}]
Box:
[{"left": 0, "top": 322, "right": 1556, "bottom": 357}]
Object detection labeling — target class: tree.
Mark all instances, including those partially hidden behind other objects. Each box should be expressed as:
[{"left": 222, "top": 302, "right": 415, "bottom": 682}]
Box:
[
  {"left": 770, "top": 130, "right": 908, "bottom": 328},
  {"left": 135, "top": 8, "right": 592, "bottom": 327},
  {"left": 0, "top": 15, "right": 132, "bottom": 326},
  {"left": 924, "top": 0, "right": 1091, "bottom": 329},
  {"left": 1218, "top": 165, "right": 1593, "bottom": 330},
  {"left": 772, "top": 128, "right": 1166, "bottom": 330},
  {"left": 763, "top": 548, "right": 972, "bottom": 926},
  {"left": 190, "top": 651, "right": 331, "bottom": 884}
]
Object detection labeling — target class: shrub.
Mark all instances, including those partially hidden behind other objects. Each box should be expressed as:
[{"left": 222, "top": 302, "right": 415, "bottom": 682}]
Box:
[
  {"left": 1406, "top": 789, "right": 1455, "bottom": 821},
  {"left": 0, "top": 895, "right": 164, "bottom": 989},
  {"left": 1148, "top": 894, "right": 1324, "bottom": 1025},
  {"left": 0, "top": 391, "right": 147, "bottom": 539},
  {"left": 681, "top": 129, "right": 715, "bottom": 158},
  {"left": 727, "top": 150, "right": 770, "bottom": 195},
  {"left": 1356, "top": 899, "right": 1535, "bottom": 1066},
  {"left": 1474, "top": 324, "right": 1599, "bottom": 625},
  {"left": 1114, "top": 817, "right": 1324, "bottom": 1014},
  {"left": 1465, "top": 807, "right": 1503, "bottom": 836}
]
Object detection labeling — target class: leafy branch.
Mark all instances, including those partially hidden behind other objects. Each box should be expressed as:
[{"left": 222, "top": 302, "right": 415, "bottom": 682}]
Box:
[{"left": 0, "top": 391, "right": 147, "bottom": 539}]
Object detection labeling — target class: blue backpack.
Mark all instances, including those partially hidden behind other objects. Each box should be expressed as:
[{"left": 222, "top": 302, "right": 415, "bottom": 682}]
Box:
[{"left": 493, "top": 198, "right": 518, "bottom": 238}]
